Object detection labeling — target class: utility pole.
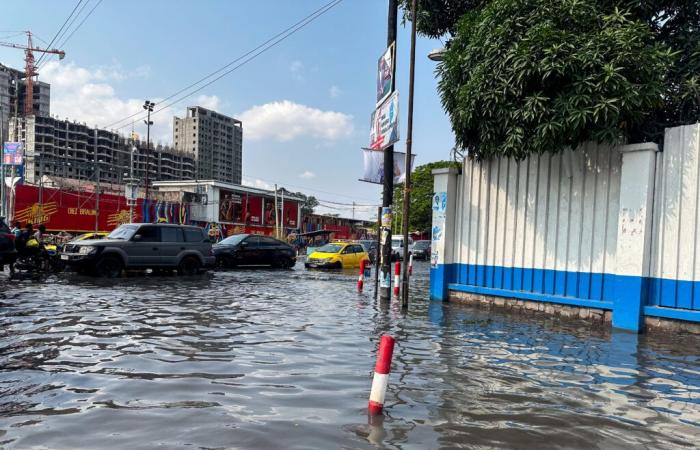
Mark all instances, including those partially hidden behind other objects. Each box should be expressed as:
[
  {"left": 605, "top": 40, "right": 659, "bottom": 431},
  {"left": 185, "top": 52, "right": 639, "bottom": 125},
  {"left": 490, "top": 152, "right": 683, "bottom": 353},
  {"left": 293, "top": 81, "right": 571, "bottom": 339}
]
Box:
[
  {"left": 0, "top": 106, "right": 5, "bottom": 219},
  {"left": 400, "top": 0, "right": 418, "bottom": 308},
  {"left": 380, "top": 0, "right": 398, "bottom": 301},
  {"left": 143, "top": 100, "right": 155, "bottom": 200},
  {"left": 94, "top": 128, "right": 100, "bottom": 232}
]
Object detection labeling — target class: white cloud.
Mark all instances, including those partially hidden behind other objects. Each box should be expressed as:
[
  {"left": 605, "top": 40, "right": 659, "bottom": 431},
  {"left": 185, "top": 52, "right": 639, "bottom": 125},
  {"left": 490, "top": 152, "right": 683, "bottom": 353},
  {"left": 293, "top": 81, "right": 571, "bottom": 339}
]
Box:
[
  {"left": 40, "top": 60, "right": 219, "bottom": 144},
  {"left": 239, "top": 100, "right": 353, "bottom": 142},
  {"left": 289, "top": 60, "right": 304, "bottom": 73},
  {"left": 329, "top": 85, "right": 342, "bottom": 98},
  {"left": 242, "top": 177, "right": 275, "bottom": 191},
  {"left": 299, "top": 171, "right": 315, "bottom": 179}
]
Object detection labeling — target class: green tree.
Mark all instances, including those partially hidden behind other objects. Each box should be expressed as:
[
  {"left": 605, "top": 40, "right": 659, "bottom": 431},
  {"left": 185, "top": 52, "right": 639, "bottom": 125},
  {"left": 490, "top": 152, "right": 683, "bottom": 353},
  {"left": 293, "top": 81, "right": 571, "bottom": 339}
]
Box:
[
  {"left": 438, "top": 0, "right": 672, "bottom": 159},
  {"left": 392, "top": 161, "right": 458, "bottom": 234},
  {"left": 293, "top": 192, "right": 318, "bottom": 215},
  {"left": 403, "top": 0, "right": 699, "bottom": 156}
]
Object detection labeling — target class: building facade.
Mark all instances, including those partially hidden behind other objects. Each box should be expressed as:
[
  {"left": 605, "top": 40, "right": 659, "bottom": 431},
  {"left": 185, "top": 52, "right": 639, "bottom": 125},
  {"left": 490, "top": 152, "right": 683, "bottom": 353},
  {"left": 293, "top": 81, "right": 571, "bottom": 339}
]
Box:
[
  {"left": 173, "top": 106, "right": 243, "bottom": 184},
  {"left": 9, "top": 115, "right": 194, "bottom": 186},
  {"left": 0, "top": 63, "right": 50, "bottom": 145}
]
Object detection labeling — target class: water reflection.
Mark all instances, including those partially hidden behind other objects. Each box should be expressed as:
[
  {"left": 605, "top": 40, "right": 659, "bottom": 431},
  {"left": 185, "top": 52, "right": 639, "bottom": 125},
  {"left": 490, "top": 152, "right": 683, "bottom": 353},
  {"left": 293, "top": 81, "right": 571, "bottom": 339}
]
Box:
[{"left": 0, "top": 261, "right": 698, "bottom": 449}]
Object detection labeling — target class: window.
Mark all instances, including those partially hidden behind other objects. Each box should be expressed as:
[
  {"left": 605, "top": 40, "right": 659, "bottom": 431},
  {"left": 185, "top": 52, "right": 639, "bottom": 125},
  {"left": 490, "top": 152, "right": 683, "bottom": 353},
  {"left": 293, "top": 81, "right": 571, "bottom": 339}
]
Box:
[
  {"left": 246, "top": 236, "right": 262, "bottom": 248},
  {"left": 184, "top": 228, "right": 204, "bottom": 242},
  {"left": 136, "top": 226, "right": 159, "bottom": 242},
  {"left": 259, "top": 236, "right": 279, "bottom": 247},
  {"left": 161, "top": 227, "right": 183, "bottom": 242},
  {"left": 341, "top": 246, "right": 353, "bottom": 254}
]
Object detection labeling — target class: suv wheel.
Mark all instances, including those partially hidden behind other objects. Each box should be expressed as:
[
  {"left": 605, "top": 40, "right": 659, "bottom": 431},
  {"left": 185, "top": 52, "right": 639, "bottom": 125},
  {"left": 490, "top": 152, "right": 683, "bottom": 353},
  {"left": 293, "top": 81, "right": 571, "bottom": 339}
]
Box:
[
  {"left": 96, "top": 255, "right": 123, "bottom": 278},
  {"left": 178, "top": 256, "right": 201, "bottom": 276}
]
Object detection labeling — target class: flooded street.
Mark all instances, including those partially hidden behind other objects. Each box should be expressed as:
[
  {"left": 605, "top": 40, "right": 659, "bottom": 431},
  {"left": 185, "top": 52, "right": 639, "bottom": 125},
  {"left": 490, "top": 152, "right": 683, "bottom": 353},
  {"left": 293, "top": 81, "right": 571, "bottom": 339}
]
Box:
[{"left": 1, "top": 262, "right": 699, "bottom": 449}]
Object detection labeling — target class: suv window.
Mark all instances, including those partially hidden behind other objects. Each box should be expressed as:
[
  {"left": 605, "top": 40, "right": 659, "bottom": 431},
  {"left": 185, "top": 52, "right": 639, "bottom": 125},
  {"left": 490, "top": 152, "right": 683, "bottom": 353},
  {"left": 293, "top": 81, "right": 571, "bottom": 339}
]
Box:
[
  {"left": 184, "top": 228, "right": 204, "bottom": 242},
  {"left": 136, "top": 226, "right": 159, "bottom": 242},
  {"left": 161, "top": 227, "right": 183, "bottom": 242}
]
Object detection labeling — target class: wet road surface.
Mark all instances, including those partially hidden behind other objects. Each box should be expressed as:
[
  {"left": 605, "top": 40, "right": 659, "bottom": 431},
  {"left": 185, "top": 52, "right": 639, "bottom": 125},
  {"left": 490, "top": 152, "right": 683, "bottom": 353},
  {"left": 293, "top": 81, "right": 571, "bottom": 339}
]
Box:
[{"left": 0, "top": 262, "right": 699, "bottom": 449}]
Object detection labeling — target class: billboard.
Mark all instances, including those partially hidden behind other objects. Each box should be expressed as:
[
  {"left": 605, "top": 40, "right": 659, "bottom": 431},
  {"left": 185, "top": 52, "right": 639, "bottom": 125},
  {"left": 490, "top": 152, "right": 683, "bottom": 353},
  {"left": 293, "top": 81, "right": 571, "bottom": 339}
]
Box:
[
  {"left": 360, "top": 148, "right": 414, "bottom": 185},
  {"left": 376, "top": 43, "right": 395, "bottom": 105},
  {"left": 219, "top": 189, "right": 243, "bottom": 222},
  {"left": 369, "top": 91, "right": 399, "bottom": 151},
  {"left": 3, "top": 142, "right": 23, "bottom": 165}
]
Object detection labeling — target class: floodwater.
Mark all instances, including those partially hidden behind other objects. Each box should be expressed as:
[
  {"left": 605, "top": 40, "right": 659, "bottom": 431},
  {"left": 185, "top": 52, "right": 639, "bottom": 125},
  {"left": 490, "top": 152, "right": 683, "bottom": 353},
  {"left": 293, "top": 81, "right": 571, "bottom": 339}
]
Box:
[{"left": 0, "top": 262, "right": 699, "bottom": 449}]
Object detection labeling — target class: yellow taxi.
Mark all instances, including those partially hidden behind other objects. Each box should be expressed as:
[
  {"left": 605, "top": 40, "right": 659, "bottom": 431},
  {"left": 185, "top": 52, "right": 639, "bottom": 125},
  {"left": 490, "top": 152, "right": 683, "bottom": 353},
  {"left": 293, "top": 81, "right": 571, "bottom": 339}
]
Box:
[
  {"left": 305, "top": 242, "right": 370, "bottom": 269},
  {"left": 74, "top": 232, "right": 109, "bottom": 241}
]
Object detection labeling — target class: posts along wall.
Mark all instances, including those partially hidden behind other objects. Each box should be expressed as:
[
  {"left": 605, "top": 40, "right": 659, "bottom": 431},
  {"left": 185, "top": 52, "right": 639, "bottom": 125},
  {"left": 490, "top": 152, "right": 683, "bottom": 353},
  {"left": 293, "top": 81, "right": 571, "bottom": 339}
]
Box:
[{"left": 452, "top": 143, "right": 621, "bottom": 307}]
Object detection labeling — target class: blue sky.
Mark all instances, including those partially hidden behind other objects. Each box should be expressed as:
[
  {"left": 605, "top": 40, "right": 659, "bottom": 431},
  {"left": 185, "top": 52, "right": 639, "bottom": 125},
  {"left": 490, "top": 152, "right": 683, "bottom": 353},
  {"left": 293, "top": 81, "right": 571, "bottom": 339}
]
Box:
[{"left": 0, "top": 0, "right": 455, "bottom": 219}]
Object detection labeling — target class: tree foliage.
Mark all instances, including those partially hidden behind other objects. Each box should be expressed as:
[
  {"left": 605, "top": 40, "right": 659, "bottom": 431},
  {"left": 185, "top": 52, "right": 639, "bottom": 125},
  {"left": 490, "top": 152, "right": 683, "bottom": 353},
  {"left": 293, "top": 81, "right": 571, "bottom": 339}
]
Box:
[
  {"left": 393, "top": 160, "right": 458, "bottom": 233},
  {"left": 437, "top": 0, "right": 672, "bottom": 159},
  {"left": 293, "top": 191, "right": 318, "bottom": 215},
  {"left": 403, "top": 0, "right": 699, "bottom": 157}
]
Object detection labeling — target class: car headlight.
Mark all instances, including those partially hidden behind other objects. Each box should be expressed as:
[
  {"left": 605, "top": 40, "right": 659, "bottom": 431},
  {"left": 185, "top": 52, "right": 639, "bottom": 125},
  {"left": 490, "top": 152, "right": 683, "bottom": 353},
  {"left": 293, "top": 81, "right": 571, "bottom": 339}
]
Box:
[
  {"left": 320, "top": 258, "right": 332, "bottom": 263},
  {"left": 78, "top": 246, "right": 97, "bottom": 255}
]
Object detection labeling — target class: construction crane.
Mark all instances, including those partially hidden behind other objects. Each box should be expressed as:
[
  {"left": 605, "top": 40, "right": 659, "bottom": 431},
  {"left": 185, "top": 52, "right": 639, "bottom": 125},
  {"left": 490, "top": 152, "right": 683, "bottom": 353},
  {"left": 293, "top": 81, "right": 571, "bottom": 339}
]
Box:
[{"left": 0, "top": 31, "right": 65, "bottom": 115}]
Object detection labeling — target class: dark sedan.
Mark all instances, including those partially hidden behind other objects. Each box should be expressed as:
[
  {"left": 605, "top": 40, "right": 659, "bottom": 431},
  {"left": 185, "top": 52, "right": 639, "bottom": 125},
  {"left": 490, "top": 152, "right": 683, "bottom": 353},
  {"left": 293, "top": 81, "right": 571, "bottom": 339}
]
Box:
[
  {"left": 412, "top": 240, "right": 431, "bottom": 260},
  {"left": 213, "top": 234, "right": 296, "bottom": 269}
]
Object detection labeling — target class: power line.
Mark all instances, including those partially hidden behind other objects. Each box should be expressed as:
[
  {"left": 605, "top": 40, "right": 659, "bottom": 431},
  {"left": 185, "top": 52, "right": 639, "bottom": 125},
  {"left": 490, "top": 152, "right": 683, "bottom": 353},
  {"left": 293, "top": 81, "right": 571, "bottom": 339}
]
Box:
[
  {"left": 104, "top": 0, "right": 343, "bottom": 130},
  {"left": 53, "top": 0, "right": 91, "bottom": 47},
  {"left": 56, "top": 0, "right": 103, "bottom": 51},
  {"left": 35, "top": 0, "right": 83, "bottom": 67}
]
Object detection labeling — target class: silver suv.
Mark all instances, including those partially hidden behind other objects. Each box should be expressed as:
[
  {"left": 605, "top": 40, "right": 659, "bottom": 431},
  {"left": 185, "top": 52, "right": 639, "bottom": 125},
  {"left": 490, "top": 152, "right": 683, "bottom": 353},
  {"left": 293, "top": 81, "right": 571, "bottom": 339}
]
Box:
[{"left": 61, "top": 223, "right": 215, "bottom": 277}]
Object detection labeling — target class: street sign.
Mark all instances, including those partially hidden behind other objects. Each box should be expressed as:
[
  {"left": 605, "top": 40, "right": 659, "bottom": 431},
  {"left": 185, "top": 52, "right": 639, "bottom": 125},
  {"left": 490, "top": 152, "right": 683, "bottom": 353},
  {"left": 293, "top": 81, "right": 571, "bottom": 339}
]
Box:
[
  {"left": 369, "top": 91, "right": 399, "bottom": 151},
  {"left": 376, "top": 42, "right": 395, "bottom": 106},
  {"left": 3, "top": 142, "right": 23, "bottom": 165}
]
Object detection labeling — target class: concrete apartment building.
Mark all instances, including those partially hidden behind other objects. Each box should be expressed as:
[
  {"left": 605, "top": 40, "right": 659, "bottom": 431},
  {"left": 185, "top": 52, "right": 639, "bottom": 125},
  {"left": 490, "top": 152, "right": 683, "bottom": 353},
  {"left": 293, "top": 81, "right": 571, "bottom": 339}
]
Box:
[
  {"left": 10, "top": 115, "right": 195, "bottom": 186},
  {"left": 0, "top": 63, "right": 50, "bottom": 144},
  {"left": 173, "top": 106, "right": 243, "bottom": 184}
]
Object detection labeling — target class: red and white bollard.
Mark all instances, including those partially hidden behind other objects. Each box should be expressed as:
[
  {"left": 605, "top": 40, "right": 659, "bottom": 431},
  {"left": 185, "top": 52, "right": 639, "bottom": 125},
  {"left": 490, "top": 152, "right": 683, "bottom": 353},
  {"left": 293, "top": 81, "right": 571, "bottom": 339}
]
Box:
[
  {"left": 408, "top": 253, "right": 414, "bottom": 276},
  {"left": 357, "top": 258, "right": 367, "bottom": 292},
  {"left": 368, "top": 335, "right": 395, "bottom": 416},
  {"left": 393, "top": 261, "right": 401, "bottom": 297}
]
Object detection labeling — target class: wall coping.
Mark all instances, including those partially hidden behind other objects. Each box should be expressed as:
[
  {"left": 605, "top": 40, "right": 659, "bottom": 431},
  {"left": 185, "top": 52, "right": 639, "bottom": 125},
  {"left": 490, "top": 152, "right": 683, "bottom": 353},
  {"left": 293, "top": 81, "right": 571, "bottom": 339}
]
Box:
[
  {"left": 618, "top": 142, "right": 659, "bottom": 154},
  {"left": 432, "top": 167, "right": 460, "bottom": 176}
]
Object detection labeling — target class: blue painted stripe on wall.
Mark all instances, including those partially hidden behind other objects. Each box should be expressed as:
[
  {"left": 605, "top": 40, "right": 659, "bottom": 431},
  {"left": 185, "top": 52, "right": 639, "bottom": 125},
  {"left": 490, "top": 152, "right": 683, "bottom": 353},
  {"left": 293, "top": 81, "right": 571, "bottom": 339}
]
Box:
[{"left": 443, "top": 263, "right": 700, "bottom": 312}]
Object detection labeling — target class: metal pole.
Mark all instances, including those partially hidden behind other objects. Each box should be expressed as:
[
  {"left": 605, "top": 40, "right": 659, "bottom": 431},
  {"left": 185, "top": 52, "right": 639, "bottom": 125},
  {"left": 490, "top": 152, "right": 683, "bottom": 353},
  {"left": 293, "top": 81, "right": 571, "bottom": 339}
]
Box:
[
  {"left": 145, "top": 108, "right": 151, "bottom": 200},
  {"left": 281, "top": 188, "right": 285, "bottom": 237},
  {"left": 94, "top": 128, "right": 100, "bottom": 232},
  {"left": 0, "top": 107, "right": 4, "bottom": 219},
  {"left": 380, "top": 0, "right": 398, "bottom": 301},
  {"left": 274, "top": 184, "right": 279, "bottom": 238},
  {"left": 400, "top": 0, "right": 418, "bottom": 308},
  {"left": 129, "top": 144, "right": 135, "bottom": 223},
  {"left": 374, "top": 205, "right": 381, "bottom": 299}
]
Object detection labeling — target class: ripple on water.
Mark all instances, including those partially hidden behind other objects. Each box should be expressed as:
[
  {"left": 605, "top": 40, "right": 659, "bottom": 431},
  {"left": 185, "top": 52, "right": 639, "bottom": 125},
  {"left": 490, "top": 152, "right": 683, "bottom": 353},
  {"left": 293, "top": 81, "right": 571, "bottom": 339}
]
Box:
[{"left": 0, "top": 262, "right": 699, "bottom": 449}]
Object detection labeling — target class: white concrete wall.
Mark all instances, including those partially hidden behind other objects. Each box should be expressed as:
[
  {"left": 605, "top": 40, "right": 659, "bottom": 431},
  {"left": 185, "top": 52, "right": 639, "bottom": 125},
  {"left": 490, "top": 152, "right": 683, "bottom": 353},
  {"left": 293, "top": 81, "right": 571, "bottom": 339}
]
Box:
[
  {"left": 649, "top": 124, "right": 700, "bottom": 309},
  {"left": 453, "top": 143, "right": 622, "bottom": 300}
]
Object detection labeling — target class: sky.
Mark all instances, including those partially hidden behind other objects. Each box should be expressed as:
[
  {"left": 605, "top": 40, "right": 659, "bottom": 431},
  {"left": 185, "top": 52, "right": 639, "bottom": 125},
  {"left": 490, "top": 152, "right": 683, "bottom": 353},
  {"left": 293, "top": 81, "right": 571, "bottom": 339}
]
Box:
[{"left": 0, "top": 0, "right": 456, "bottom": 219}]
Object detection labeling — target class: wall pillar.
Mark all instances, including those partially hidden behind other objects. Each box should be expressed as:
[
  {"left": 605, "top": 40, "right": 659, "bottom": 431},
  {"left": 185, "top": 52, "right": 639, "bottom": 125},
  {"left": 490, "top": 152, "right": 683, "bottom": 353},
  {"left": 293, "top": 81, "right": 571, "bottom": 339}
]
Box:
[
  {"left": 612, "top": 143, "right": 659, "bottom": 332},
  {"left": 430, "top": 166, "right": 460, "bottom": 300}
]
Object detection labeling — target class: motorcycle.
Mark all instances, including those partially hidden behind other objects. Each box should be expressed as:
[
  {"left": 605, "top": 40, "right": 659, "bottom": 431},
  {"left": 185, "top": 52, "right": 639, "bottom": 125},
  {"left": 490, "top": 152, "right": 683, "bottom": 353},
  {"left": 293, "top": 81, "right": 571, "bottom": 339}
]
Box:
[{"left": 12, "top": 238, "right": 65, "bottom": 276}]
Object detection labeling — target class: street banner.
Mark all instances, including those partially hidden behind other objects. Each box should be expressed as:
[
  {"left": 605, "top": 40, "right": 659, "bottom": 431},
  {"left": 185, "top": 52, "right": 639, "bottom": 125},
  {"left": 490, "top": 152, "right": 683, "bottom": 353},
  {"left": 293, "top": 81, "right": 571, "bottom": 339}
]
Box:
[
  {"left": 360, "top": 148, "right": 414, "bottom": 185},
  {"left": 369, "top": 91, "right": 399, "bottom": 151},
  {"left": 3, "top": 142, "right": 23, "bottom": 165},
  {"left": 376, "top": 42, "right": 395, "bottom": 105}
]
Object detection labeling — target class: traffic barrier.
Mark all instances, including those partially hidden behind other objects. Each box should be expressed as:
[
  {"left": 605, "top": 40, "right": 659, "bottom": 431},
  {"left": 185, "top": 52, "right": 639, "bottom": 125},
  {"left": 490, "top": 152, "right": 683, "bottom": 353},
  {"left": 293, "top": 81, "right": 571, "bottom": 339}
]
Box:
[
  {"left": 358, "top": 259, "right": 367, "bottom": 292},
  {"left": 393, "top": 261, "right": 401, "bottom": 297},
  {"left": 368, "top": 335, "right": 395, "bottom": 416},
  {"left": 408, "top": 253, "right": 413, "bottom": 276}
]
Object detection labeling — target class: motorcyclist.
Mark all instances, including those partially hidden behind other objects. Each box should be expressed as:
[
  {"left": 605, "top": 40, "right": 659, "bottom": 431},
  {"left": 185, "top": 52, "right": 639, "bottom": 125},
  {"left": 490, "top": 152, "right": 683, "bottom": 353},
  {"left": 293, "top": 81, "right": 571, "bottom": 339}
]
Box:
[
  {"left": 33, "top": 224, "right": 47, "bottom": 243},
  {"left": 11, "top": 221, "right": 21, "bottom": 238}
]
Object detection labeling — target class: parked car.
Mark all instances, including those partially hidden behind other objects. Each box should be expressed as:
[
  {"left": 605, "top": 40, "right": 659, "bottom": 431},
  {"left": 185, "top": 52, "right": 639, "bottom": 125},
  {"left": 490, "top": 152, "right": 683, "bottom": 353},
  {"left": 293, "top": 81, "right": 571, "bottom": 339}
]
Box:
[
  {"left": 412, "top": 240, "right": 431, "bottom": 260},
  {"left": 305, "top": 242, "right": 370, "bottom": 269},
  {"left": 0, "top": 217, "right": 17, "bottom": 272},
  {"left": 60, "top": 223, "right": 215, "bottom": 277},
  {"left": 391, "top": 235, "right": 414, "bottom": 260},
  {"left": 213, "top": 234, "right": 296, "bottom": 269}
]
